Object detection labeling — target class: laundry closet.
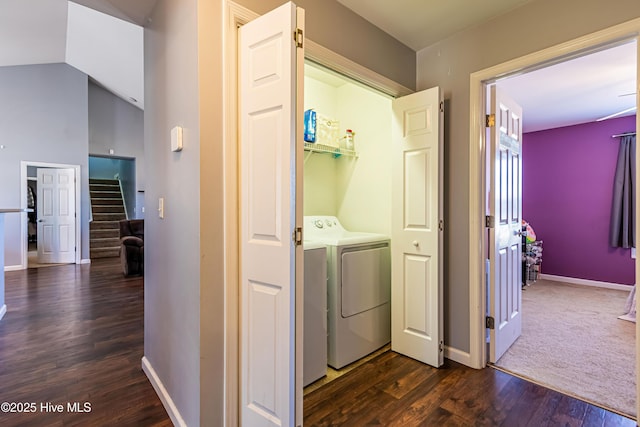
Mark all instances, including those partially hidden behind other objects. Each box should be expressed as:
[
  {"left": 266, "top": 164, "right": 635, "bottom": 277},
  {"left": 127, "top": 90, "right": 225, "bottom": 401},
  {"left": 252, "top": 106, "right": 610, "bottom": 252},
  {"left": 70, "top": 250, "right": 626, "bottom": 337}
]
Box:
[{"left": 302, "top": 61, "right": 394, "bottom": 387}]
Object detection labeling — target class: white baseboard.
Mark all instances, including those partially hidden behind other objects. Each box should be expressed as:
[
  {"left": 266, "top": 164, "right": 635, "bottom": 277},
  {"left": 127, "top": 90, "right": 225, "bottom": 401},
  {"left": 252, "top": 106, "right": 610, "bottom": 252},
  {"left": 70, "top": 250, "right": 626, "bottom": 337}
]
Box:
[
  {"left": 444, "top": 345, "right": 473, "bottom": 367},
  {"left": 539, "top": 274, "right": 633, "bottom": 291},
  {"left": 142, "top": 356, "right": 187, "bottom": 427},
  {"left": 0, "top": 304, "right": 6, "bottom": 320},
  {"left": 4, "top": 264, "right": 24, "bottom": 272},
  {"left": 80, "top": 259, "right": 91, "bottom": 265}
]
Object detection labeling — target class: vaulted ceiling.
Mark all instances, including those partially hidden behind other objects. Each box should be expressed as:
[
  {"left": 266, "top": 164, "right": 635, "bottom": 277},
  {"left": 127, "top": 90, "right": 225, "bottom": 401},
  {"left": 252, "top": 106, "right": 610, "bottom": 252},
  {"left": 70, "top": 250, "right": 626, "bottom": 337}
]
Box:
[{"left": 1, "top": 0, "right": 635, "bottom": 132}]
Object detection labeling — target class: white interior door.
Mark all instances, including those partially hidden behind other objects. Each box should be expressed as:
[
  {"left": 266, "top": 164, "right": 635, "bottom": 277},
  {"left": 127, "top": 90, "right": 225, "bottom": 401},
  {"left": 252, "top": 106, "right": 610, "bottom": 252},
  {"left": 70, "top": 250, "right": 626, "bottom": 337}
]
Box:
[
  {"left": 37, "top": 168, "right": 76, "bottom": 264},
  {"left": 239, "top": 2, "right": 303, "bottom": 426},
  {"left": 391, "top": 87, "right": 443, "bottom": 368},
  {"left": 488, "top": 85, "right": 523, "bottom": 363}
]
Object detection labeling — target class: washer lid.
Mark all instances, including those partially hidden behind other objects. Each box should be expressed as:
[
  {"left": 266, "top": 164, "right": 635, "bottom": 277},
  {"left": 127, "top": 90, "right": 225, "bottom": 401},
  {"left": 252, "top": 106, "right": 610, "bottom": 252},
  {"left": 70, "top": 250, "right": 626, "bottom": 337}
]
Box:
[
  {"left": 309, "top": 231, "right": 389, "bottom": 246},
  {"left": 304, "top": 215, "right": 389, "bottom": 245}
]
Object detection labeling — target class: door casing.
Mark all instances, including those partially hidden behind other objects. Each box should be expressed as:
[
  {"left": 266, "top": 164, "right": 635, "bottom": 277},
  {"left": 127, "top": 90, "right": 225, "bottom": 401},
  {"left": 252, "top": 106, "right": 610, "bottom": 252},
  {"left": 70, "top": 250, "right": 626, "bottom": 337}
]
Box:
[
  {"left": 468, "top": 20, "right": 640, "bottom": 400},
  {"left": 19, "top": 161, "right": 82, "bottom": 269}
]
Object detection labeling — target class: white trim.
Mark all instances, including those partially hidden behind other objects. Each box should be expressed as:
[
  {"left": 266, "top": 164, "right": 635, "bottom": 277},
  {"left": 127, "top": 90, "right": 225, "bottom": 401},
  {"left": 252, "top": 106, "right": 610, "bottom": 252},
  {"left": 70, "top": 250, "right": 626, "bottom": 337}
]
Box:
[
  {"left": 80, "top": 258, "right": 91, "bottom": 265},
  {"left": 305, "top": 39, "right": 412, "bottom": 98},
  {"left": 469, "top": 18, "right": 640, "bottom": 372},
  {"left": 4, "top": 265, "right": 23, "bottom": 272},
  {"left": 539, "top": 274, "right": 633, "bottom": 292},
  {"left": 0, "top": 304, "right": 6, "bottom": 320},
  {"left": 20, "top": 161, "right": 82, "bottom": 268},
  {"left": 223, "top": 2, "right": 255, "bottom": 426},
  {"left": 141, "top": 356, "right": 186, "bottom": 427},
  {"left": 444, "top": 345, "right": 472, "bottom": 366}
]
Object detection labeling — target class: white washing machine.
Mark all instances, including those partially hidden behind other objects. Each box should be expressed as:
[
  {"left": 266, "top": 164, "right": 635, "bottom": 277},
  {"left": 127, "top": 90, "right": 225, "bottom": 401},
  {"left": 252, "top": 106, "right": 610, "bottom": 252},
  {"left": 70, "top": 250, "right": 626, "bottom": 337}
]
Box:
[
  {"left": 303, "top": 241, "right": 327, "bottom": 386},
  {"left": 304, "top": 216, "right": 391, "bottom": 369}
]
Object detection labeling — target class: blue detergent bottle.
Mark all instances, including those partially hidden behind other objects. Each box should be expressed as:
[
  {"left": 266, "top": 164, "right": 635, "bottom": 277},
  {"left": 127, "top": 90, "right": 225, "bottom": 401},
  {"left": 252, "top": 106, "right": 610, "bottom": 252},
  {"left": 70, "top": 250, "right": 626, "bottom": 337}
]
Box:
[{"left": 304, "top": 110, "right": 316, "bottom": 142}]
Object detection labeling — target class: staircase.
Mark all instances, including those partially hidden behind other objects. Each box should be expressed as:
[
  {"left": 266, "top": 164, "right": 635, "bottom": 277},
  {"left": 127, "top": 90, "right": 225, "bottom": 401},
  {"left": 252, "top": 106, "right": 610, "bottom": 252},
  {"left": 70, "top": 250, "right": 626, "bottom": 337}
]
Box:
[{"left": 90, "top": 178, "right": 126, "bottom": 259}]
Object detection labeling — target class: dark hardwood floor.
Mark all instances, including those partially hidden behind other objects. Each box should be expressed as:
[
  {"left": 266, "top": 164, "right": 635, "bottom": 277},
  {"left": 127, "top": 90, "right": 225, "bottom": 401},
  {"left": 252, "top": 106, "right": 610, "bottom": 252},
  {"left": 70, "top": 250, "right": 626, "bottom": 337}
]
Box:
[
  {"left": 304, "top": 351, "right": 636, "bottom": 427},
  {"left": 0, "top": 258, "right": 171, "bottom": 427},
  {"left": 2, "top": 259, "right": 635, "bottom": 426}
]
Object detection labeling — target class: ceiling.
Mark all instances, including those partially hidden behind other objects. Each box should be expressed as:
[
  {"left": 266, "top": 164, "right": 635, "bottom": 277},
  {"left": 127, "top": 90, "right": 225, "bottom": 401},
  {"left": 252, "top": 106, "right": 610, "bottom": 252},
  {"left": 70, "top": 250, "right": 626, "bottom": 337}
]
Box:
[
  {"left": 1, "top": 0, "right": 636, "bottom": 132},
  {"left": 336, "top": 0, "right": 535, "bottom": 51},
  {"left": 336, "top": 0, "right": 637, "bottom": 133},
  {"left": 0, "top": 0, "right": 147, "bottom": 109}
]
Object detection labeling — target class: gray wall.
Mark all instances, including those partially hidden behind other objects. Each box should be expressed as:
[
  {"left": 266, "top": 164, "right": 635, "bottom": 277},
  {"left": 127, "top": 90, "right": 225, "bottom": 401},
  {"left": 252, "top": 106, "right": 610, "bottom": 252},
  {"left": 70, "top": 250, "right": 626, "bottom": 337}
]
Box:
[
  {"left": 144, "top": 0, "right": 208, "bottom": 425},
  {"left": 0, "top": 63, "right": 90, "bottom": 265},
  {"left": 236, "top": 0, "right": 416, "bottom": 90},
  {"left": 88, "top": 82, "right": 145, "bottom": 190},
  {"left": 416, "top": 0, "right": 640, "bottom": 353}
]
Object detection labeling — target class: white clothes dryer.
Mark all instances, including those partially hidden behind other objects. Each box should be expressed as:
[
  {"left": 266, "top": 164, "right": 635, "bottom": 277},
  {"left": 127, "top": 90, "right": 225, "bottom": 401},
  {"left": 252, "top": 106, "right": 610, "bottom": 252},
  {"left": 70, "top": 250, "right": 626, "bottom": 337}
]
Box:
[{"left": 304, "top": 216, "right": 391, "bottom": 369}]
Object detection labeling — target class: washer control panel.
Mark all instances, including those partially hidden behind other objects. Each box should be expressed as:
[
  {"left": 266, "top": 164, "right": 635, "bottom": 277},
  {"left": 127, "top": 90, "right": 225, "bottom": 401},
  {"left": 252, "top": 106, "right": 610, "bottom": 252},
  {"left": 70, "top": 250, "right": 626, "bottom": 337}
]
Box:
[{"left": 304, "top": 216, "right": 345, "bottom": 239}]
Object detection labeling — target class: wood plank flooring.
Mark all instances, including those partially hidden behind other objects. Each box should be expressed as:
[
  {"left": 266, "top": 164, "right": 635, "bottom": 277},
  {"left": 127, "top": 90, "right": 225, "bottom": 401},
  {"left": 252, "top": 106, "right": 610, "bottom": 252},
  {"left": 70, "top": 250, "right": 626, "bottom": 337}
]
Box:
[
  {"left": 0, "top": 258, "right": 171, "bottom": 426},
  {"left": 304, "top": 351, "right": 637, "bottom": 426},
  {"left": 2, "top": 258, "right": 636, "bottom": 426}
]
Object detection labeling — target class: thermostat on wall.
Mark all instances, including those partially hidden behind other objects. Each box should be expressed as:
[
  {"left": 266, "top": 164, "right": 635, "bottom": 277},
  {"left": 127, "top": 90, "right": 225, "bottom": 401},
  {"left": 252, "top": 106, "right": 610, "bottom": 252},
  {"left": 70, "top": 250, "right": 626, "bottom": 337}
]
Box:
[{"left": 171, "top": 126, "right": 183, "bottom": 152}]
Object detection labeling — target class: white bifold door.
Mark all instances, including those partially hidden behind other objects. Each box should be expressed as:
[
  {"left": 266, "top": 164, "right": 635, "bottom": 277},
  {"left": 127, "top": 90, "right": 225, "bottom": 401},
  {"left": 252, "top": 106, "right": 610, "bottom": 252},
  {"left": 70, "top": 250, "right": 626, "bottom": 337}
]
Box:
[
  {"left": 488, "top": 85, "right": 523, "bottom": 363},
  {"left": 391, "top": 87, "right": 444, "bottom": 368},
  {"left": 36, "top": 168, "right": 76, "bottom": 264},
  {"left": 238, "top": 2, "right": 304, "bottom": 426}
]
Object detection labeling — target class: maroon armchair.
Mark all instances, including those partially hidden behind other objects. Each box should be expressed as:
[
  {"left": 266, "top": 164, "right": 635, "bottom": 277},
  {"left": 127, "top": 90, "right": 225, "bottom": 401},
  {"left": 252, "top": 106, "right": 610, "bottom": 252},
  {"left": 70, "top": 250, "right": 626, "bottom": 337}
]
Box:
[{"left": 119, "top": 219, "right": 144, "bottom": 276}]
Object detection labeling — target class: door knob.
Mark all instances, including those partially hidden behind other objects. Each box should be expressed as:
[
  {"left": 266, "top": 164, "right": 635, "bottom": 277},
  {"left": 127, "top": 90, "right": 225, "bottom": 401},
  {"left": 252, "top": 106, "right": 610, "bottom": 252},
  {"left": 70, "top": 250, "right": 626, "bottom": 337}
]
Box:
[
  {"left": 412, "top": 240, "right": 419, "bottom": 247},
  {"left": 514, "top": 230, "right": 523, "bottom": 237},
  {"left": 37, "top": 219, "right": 43, "bottom": 223}
]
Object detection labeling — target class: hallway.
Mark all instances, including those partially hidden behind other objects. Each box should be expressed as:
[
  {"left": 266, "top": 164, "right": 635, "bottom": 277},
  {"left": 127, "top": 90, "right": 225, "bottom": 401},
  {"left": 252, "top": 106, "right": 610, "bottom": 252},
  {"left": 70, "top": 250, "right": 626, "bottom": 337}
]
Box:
[{"left": 0, "top": 258, "right": 170, "bottom": 426}]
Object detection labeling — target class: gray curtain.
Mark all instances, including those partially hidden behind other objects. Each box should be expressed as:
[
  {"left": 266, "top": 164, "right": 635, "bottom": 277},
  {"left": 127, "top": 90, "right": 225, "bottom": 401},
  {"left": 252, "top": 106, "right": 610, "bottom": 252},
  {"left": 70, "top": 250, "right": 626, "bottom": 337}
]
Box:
[{"left": 610, "top": 134, "right": 636, "bottom": 248}]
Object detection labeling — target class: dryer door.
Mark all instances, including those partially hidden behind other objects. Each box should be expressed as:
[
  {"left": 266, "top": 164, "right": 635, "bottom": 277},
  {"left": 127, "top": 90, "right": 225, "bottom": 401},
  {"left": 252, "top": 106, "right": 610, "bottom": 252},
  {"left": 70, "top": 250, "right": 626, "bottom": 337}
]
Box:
[{"left": 341, "top": 244, "right": 391, "bottom": 317}]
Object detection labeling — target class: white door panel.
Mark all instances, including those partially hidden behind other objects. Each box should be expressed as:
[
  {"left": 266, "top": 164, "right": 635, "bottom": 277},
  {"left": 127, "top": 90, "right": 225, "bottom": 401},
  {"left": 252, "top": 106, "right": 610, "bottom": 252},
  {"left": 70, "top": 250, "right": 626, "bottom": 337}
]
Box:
[
  {"left": 239, "top": 2, "right": 303, "bottom": 426},
  {"left": 489, "top": 86, "right": 523, "bottom": 363},
  {"left": 391, "top": 87, "right": 443, "bottom": 368},
  {"left": 37, "top": 168, "right": 76, "bottom": 264}
]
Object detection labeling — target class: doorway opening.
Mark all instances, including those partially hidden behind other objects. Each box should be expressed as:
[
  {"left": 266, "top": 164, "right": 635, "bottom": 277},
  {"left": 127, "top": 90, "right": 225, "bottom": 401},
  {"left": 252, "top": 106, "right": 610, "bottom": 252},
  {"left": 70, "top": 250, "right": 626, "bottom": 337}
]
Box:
[
  {"left": 484, "top": 40, "right": 637, "bottom": 416},
  {"left": 301, "top": 60, "right": 394, "bottom": 394},
  {"left": 471, "top": 31, "right": 639, "bottom": 417},
  {"left": 20, "top": 161, "right": 82, "bottom": 269}
]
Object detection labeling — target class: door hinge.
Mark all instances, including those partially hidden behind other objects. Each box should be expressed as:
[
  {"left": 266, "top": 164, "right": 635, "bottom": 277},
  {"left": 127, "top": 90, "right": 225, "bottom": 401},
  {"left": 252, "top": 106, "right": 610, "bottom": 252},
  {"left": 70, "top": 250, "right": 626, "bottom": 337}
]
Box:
[
  {"left": 292, "top": 226, "right": 302, "bottom": 246},
  {"left": 485, "top": 215, "right": 495, "bottom": 229},
  {"left": 486, "top": 316, "right": 495, "bottom": 330},
  {"left": 486, "top": 114, "right": 495, "bottom": 127},
  {"left": 438, "top": 219, "right": 444, "bottom": 231},
  {"left": 439, "top": 101, "right": 444, "bottom": 113},
  {"left": 439, "top": 340, "right": 444, "bottom": 352},
  {"left": 294, "top": 28, "right": 303, "bottom": 48}
]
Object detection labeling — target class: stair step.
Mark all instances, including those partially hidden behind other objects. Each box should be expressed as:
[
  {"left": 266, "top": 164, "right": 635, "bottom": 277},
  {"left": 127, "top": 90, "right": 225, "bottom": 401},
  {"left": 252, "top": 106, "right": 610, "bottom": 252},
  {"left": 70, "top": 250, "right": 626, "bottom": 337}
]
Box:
[
  {"left": 90, "top": 191, "right": 122, "bottom": 199},
  {"left": 90, "top": 237, "right": 121, "bottom": 249},
  {"left": 89, "top": 179, "right": 119, "bottom": 185},
  {"left": 90, "top": 220, "right": 120, "bottom": 230},
  {"left": 91, "top": 198, "right": 124, "bottom": 206},
  {"left": 90, "top": 184, "right": 120, "bottom": 192},
  {"left": 91, "top": 229, "right": 120, "bottom": 239},
  {"left": 93, "top": 213, "right": 126, "bottom": 222},
  {"left": 92, "top": 206, "right": 126, "bottom": 214},
  {"left": 90, "top": 247, "right": 120, "bottom": 259}
]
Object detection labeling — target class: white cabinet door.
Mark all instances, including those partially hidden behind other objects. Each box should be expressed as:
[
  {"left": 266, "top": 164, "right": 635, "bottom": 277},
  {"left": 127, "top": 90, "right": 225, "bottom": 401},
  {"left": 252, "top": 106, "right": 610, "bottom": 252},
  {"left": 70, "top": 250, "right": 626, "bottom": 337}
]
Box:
[
  {"left": 37, "top": 168, "right": 76, "bottom": 264},
  {"left": 239, "top": 2, "right": 304, "bottom": 426},
  {"left": 391, "top": 87, "right": 443, "bottom": 368},
  {"left": 488, "top": 85, "right": 523, "bottom": 363}
]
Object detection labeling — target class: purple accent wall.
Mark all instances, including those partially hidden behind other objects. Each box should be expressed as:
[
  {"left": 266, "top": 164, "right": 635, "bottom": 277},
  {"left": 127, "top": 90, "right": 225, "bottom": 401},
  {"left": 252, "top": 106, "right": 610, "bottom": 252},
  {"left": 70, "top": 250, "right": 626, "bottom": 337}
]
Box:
[{"left": 523, "top": 115, "right": 636, "bottom": 286}]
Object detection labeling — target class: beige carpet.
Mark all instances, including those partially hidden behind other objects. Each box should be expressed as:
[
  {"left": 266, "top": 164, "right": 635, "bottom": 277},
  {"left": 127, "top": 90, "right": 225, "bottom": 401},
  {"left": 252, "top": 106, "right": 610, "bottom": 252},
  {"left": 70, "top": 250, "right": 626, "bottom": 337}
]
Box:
[{"left": 494, "top": 279, "right": 636, "bottom": 418}]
